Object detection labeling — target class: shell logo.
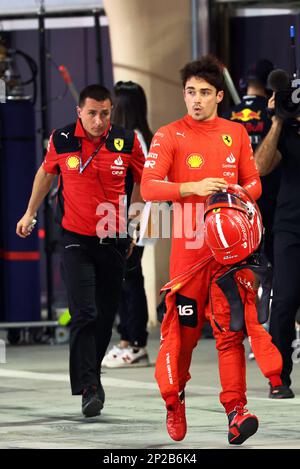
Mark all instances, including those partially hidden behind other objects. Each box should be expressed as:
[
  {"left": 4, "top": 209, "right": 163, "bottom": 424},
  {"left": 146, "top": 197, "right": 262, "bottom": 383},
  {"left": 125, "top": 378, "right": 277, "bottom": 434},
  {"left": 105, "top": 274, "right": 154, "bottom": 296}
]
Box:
[
  {"left": 66, "top": 156, "right": 80, "bottom": 170},
  {"left": 186, "top": 153, "right": 204, "bottom": 169}
]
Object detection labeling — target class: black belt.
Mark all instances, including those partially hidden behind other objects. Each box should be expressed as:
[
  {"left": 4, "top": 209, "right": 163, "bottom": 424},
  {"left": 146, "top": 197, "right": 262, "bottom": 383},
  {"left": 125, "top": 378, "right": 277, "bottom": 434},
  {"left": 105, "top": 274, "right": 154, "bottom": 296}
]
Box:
[{"left": 98, "top": 236, "right": 131, "bottom": 246}]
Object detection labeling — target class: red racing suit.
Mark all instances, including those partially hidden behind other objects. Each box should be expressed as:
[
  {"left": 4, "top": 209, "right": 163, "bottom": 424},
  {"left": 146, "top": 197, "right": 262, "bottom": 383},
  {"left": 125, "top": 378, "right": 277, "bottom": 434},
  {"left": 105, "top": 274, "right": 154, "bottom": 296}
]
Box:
[{"left": 141, "top": 114, "right": 282, "bottom": 413}]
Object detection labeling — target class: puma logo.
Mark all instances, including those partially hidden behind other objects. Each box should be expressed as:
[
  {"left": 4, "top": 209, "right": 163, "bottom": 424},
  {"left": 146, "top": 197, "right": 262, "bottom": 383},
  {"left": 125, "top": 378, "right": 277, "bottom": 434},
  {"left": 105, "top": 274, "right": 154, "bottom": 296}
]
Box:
[
  {"left": 61, "top": 132, "right": 70, "bottom": 139},
  {"left": 176, "top": 132, "right": 185, "bottom": 138}
]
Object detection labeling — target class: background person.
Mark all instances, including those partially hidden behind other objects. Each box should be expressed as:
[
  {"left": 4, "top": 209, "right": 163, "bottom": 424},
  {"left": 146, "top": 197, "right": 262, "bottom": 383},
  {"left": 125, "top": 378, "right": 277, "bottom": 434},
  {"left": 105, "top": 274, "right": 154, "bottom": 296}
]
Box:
[
  {"left": 224, "top": 59, "right": 281, "bottom": 265},
  {"left": 102, "top": 80, "right": 153, "bottom": 368},
  {"left": 255, "top": 86, "right": 300, "bottom": 399},
  {"left": 223, "top": 59, "right": 282, "bottom": 360}
]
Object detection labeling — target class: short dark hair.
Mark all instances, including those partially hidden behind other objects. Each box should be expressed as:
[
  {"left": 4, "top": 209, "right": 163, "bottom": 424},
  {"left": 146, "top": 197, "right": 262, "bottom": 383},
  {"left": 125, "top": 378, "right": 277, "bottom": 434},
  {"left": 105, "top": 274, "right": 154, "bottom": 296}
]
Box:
[
  {"left": 180, "top": 55, "right": 225, "bottom": 92},
  {"left": 246, "top": 59, "right": 274, "bottom": 90},
  {"left": 78, "top": 84, "right": 112, "bottom": 107}
]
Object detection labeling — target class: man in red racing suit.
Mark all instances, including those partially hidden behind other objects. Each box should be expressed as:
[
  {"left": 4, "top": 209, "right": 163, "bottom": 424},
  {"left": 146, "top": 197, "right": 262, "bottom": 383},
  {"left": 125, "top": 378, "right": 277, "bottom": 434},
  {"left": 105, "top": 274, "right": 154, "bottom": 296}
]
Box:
[{"left": 141, "top": 56, "right": 283, "bottom": 445}]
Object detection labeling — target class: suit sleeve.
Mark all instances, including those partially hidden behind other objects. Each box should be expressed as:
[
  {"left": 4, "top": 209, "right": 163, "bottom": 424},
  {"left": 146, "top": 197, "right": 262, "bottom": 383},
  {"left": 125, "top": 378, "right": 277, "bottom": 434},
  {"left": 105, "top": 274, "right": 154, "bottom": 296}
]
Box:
[
  {"left": 238, "top": 125, "right": 262, "bottom": 200},
  {"left": 42, "top": 131, "right": 60, "bottom": 175},
  {"left": 141, "top": 127, "right": 181, "bottom": 201},
  {"left": 128, "top": 132, "right": 146, "bottom": 183}
]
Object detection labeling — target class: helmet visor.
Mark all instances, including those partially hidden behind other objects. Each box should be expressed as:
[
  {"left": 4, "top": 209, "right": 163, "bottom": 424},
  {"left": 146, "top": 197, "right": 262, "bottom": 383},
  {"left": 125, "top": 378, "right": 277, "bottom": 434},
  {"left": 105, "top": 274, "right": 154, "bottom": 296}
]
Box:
[{"left": 204, "top": 192, "right": 248, "bottom": 216}]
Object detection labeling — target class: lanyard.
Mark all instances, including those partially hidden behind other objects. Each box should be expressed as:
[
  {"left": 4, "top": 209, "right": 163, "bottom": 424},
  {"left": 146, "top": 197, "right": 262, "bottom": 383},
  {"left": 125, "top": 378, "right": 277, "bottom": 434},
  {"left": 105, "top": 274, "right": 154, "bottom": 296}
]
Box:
[{"left": 79, "top": 126, "right": 111, "bottom": 174}]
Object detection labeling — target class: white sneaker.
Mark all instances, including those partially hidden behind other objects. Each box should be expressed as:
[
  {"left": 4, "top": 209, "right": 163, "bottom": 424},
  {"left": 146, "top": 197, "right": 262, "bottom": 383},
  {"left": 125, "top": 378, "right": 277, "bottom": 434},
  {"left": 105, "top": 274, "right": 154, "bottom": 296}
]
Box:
[
  {"left": 102, "top": 345, "right": 124, "bottom": 367},
  {"left": 102, "top": 346, "right": 150, "bottom": 368}
]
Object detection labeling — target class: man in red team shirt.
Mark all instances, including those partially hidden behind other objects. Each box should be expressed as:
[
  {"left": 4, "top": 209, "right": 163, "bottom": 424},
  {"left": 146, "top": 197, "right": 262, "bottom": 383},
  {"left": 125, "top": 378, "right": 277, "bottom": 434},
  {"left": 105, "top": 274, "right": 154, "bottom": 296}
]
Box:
[
  {"left": 141, "top": 56, "right": 283, "bottom": 445},
  {"left": 17, "top": 85, "right": 145, "bottom": 417}
]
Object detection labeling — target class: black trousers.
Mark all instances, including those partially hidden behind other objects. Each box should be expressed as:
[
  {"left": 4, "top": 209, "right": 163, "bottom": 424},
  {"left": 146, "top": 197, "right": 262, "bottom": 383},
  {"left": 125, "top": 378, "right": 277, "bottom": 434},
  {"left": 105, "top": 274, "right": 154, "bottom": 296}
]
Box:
[
  {"left": 60, "top": 229, "right": 127, "bottom": 395},
  {"left": 117, "top": 246, "right": 148, "bottom": 347},
  {"left": 269, "top": 231, "right": 300, "bottom": 387}
]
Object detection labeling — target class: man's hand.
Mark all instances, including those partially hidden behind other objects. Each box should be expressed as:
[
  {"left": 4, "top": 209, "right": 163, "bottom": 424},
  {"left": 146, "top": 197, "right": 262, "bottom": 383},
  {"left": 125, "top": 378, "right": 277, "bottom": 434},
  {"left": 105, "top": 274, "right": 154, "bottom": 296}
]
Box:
[
  {"left": 16, "top": 212, "right": 37, "bottom": 238},
  {"left": 268, "top": 92, "right": 275, "bottom": 110},
  {"left": 180, "top": 178, "right": 228, "bottom": 197},
  {"left": 15, "top": 166, "right": 55, "bottom": 239}
]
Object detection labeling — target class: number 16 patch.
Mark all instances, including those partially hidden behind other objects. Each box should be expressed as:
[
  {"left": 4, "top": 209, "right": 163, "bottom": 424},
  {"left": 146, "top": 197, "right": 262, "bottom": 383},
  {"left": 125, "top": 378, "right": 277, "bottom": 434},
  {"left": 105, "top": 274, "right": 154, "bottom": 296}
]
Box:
[{"left": 176, "top": 293, "right": 197, "bottom": 328}]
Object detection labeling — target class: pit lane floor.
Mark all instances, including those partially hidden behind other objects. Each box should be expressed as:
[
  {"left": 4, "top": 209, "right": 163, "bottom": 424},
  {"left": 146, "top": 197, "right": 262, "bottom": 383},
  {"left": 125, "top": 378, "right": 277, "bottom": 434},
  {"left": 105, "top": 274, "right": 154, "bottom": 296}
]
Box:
[{"left": 0, "top": 327, "right": 299, "bottom": 449}]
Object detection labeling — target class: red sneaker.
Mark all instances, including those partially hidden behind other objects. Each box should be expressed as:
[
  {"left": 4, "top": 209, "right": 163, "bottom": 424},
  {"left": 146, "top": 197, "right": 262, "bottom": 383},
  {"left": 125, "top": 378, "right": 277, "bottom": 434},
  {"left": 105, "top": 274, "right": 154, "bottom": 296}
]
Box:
[
  {"left": 228, "top": 405, "right": 258, "bottom": 445},
  {"left": 166, "top": 396, "right": 187, "bottom": 441}
]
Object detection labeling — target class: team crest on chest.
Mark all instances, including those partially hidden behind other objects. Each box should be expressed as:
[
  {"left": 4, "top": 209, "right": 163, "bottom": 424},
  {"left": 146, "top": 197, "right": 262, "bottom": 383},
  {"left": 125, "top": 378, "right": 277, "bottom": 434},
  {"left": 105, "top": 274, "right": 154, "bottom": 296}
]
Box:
[
  {"left": 114, "top": 138, "right": 124, "bottom": 151},
  {"left": 66, "top": 155, "right": 80, "bottom": 170},
  {"left": 186, "top": 153, "right": 204, "bottom": 169},
  {"left": 222, "top": 135, "right": 233, "bottom": 147}
]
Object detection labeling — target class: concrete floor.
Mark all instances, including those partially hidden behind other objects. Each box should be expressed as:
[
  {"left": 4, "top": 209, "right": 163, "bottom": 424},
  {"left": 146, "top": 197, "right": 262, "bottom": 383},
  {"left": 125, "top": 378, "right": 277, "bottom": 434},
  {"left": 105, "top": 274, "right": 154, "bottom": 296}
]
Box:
[{"left": 0, "top": 327, "right": 300, "bottom": 450}]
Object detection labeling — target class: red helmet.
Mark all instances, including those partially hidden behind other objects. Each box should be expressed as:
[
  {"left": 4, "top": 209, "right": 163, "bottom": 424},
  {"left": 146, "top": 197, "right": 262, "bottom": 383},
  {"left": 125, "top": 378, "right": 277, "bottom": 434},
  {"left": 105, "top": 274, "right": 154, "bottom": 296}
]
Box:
[{"left": 204, "top": 184, "right": 263, "bottom": 265}]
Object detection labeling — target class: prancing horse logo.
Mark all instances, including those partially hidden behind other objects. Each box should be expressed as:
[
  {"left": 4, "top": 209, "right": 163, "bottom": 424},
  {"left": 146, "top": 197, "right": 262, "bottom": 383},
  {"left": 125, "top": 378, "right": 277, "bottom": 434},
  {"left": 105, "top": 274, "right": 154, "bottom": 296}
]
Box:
[
  {"left": 114, "top": 138, "right": 124, "bottom": 151},
  {"left": 222, "top": 134, "right": 233, "bottom": 147}
]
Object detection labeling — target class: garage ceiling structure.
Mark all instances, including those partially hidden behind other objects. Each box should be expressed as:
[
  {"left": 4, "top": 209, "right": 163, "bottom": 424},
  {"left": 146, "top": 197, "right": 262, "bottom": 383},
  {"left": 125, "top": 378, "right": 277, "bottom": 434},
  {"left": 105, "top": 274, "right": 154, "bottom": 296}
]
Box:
[
  {"left": 0, "top": 0, "right": 104, "bottom": 15},
  {"left": 216, "top": 0, "right": 299, "bottom": 4}
]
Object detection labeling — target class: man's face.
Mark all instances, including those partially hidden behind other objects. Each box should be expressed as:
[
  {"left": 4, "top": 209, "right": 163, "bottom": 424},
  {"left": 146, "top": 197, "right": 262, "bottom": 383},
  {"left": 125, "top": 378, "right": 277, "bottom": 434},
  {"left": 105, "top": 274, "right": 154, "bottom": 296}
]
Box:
[
  {"left": 77, "top": 97, "right": 112, "bottom": 139},
  {"left": 183, "top": 77, "right": 224, "bottom": 121}
]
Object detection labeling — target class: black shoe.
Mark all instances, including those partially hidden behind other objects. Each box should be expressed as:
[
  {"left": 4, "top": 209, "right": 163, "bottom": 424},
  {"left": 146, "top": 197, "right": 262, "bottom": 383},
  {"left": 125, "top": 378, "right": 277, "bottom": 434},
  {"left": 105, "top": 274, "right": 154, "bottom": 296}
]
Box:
[
  {"left": 98, "top": 381, "right": 105, "bottom": 404},
  {"left": 269, "top": 383, "right": 295, "bottom": 399},
  {"left": 82, "top": 385, "right": 103, "bottom": 417}
]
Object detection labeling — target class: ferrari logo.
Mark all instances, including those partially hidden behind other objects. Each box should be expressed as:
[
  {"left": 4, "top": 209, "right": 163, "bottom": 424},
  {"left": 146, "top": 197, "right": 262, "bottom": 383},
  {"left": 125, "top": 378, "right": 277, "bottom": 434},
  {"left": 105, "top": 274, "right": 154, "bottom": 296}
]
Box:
[
  {"left": 114, "top": 138, "right": 124, "bottom": 151},
  {"left": 212, "top": 208, "right": 221, "bottom": 213},
  {"left": 222, "top": 135, "right": 232, "bottom": 147}
]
